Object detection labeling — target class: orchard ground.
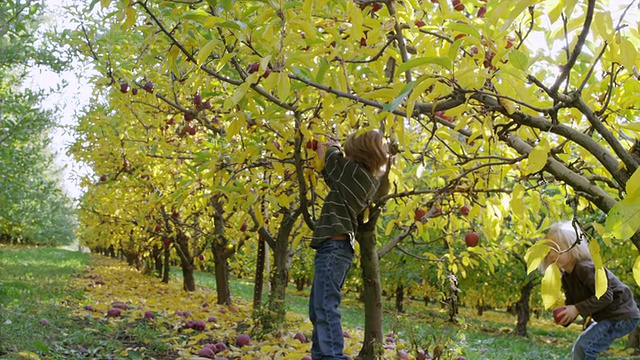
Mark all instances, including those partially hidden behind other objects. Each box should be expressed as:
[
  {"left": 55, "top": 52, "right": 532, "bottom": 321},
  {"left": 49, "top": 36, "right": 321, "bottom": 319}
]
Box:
[{"left": 0, "top": 245, "right": 636, "bottom": 360}]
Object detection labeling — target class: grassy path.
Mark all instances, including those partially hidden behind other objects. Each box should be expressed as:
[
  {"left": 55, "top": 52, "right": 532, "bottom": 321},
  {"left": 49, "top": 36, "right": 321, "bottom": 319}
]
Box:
[{"left": 0, "top": 246, "right": 635, "bottom": 359}]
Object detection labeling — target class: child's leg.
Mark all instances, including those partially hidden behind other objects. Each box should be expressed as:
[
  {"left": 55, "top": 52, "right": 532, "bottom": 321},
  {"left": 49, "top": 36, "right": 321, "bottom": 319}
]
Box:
[
  {"left": 572, "top": 318, "right": 639, "bottom": 360},
  {"left": 309, "top": 240, "right": 353, "bottom": 359}
]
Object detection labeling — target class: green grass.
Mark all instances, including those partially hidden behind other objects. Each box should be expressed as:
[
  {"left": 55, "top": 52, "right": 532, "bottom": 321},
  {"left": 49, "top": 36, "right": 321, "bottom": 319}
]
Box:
[{"left": 1, "top": 247, "right": 636, "bottom": 359}]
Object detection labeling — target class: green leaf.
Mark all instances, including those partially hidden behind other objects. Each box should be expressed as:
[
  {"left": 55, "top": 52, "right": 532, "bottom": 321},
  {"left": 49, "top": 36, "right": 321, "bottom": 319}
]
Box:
[
  {"left": 382, "top": 81, "right": 416, "bottom": 113},
  {"left": 221, "top": 0, "right": 234, "bottom": 11},
  {"left": 541, "top": 263, "right": 562, "bottom": 309},
  {"left": 181, "top": 9, "right": 210, "bottom": 21},
  {"left": 395, "top": 57, "right": 452, "bottom": 75},
  {"left": 633, "top": 256, "right": 640, "bottom": 287},
  {"left": 524, "top": 240, "right": 551, "bottom": 274},
  {"left": 604, "top": 190, "right": 640, "bottom": 239},
  {"left": 508, "top": 50, "right": 529, "bottom": 72},
  {"left": 524, "top": 138, "right": 550, "bottom": 175}
]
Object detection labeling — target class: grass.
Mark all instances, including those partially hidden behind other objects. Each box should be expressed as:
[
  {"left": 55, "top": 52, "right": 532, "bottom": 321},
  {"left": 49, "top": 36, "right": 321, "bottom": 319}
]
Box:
[{"left": 0, "top": 245, "right": 637, "bottom": 359}]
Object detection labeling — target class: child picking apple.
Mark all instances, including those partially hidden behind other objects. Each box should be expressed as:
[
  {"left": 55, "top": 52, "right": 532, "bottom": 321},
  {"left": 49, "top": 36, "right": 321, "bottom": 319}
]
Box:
[
  {"left": 308, "top": 129, "right": 388, "bottom": 360},
  {"left": 539, "top": 221, "right": 640, "bottom": 360}
]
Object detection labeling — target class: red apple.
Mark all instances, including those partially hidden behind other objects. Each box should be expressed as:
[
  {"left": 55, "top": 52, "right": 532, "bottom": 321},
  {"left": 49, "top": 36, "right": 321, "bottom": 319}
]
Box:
[
  {"left": 415, "top": 20, "right": 426, "bottom": 27},
  {"left": 477, "top": 5, "right": 486, "bottom": 17},
  {"left": 163, "top": 238, "right": 170, "bottom": 247},
  {"left": 194, "top": 319, "right": 206, "bottom": 330},
  {"left": 343, "top": 331, "right": 352, "bottom": 338},
  {"left": 294, "top": 332, "right": 307, "bottom": 343},
  {"left": 459, "top": 205, "right": 470, "bottom": 216},
  {"left": 236, "top": 334, "right": 251, "bottom": 347},
  {"left": 452, "top": 0, "right": 465, "bottom": 11},
  {"left": 198, "top": 347, "right": 216, "bottom": 358},
  {"left": 465, "top": 232, "right": 479, "bottom": 247},
  {"left": 144, "top": 310, "right": 154, "bottom": 320},
  {"left": 247, "top": 62, "right": 260, "bottom": 74},
  {"left": 184, "top": 112, "right": 194, "bottom": 121},
  {"left": 100, "top": 175, "right": 107, "bottom": 182},
  {"left": 371, "top": 2, "right": 382, "bottom": 12},
  {"left": 167, "top": 117, "right": 175, "bottom": 125},
  {"left": 84, "top": 305, "right": 95, "bottom": 311},
  {"left": 131, "top": 87, "right": 138, "bottom": 95},
  {"left": 240, "top": 221, "right": 248, "bottom": 232},
  {"left": 120, "top": 82, "right": 128, "bottom": 93},
  {"left": 172, "top": 210, "right": 180, "bottom": 218},
  {"left": 143, "top": 81, "right": 154, "bottom": 92},
  {"left": 262, "top": 69, "right": 272, "bottom": 78},
  {"left": 38, "top": 318, "right": 50, "bottom": 325},
  {"left": 215, "top": 342, "right": 227, "bottom": 352},
  {"left": 553, "top": 307, "right": 566, "bottom": 324},
  {"left": 203, "top": 100, "right": 212, "bottom": 109},
  {"left": 306, "top": 139, "right": 318, "bottom": 150},
  {"left": 414, "top": 209, "right": 427, "bottom": 221},
  {"left": 193, "top": 94, "right": 203, "bottom": 106},
  {"left": 106, "top": 308, "right": 121, "bottom": 317},
  {"left": 207, "top": 316, "right": 217, "bottom": 322}
]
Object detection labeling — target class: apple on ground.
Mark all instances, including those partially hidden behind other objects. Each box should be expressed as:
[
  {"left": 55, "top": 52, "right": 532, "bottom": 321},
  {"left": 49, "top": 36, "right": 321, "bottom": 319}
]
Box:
[
  {"left": 144, "top": 310, "right": 154, "bottom": 320},
  {"left": 236, "top": 334, "right": 251, "bottom": 347},
  {"left": 198, "top": 347, "right": 216, "bottom": 358},
  {"left": 465, "top": 232, "right": 480, "bottom": 247},
  {"left": 106, "top": 308, "right": 121, "bottom": 317},
  {"left": 294, "top": 332, "right": 307, "bottom": 343},
  {"left": 207, "top": 316, "right": 217, "bottom": 322},
  {"left": 194, "top": 319, "right": 206, "bottom": 330},
  {"left": 84, "top": 305, "right": 95, "bottom": 311},
  {"left": 38, "top": 318, "right": 50, "bottom": 325}
]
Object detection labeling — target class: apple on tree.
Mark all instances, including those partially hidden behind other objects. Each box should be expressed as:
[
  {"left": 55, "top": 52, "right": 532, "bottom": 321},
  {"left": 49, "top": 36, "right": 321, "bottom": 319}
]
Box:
[
  {"left": 465, "top": 232, "right": 479, "bottom": 247},
  {"left": 414, "top": 208, "right": 427, "bottom": 221},
  {"left": 452, "top": 0, "right": 465, "bottom": 11}
]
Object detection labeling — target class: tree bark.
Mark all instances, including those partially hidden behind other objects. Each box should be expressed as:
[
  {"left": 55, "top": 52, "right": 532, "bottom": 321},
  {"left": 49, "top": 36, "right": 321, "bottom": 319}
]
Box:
[
  {"left": 267, "top": 210, "right": 299, "bottom": 322},
  {"left": 253, "top": 234, "right": 266, "bottom": 309},
  {"left": 357, "top": 214, "right": 384, "bottom": 360},
  {"left": 515, "top": 280, "right": 535, "bottom": 336},
  {"left": 395, "top": 285, "right": 405, "bottom": 313}
]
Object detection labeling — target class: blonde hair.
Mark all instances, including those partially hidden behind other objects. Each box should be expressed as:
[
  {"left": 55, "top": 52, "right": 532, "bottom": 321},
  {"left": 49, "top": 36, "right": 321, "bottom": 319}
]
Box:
[
  {"left": 343, "top": 129, "right": 388, "bottom": 177},
  {"left": 539, "top": 221, "right": 591, "bottom": 272}
]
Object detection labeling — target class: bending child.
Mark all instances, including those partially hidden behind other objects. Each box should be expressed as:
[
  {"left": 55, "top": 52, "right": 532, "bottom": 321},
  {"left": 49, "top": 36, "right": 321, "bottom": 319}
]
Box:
[{"left": 540, "top": 221, "right": 640, "bottom": 360}]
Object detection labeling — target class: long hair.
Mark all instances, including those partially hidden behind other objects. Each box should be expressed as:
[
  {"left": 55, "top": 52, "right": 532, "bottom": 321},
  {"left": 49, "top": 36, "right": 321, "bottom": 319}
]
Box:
[
  {"left": 539, "top": 221, "right": 591, "bottom": 272},
  {"left": 343, "top": 129, "right": 388, "bottom": 177}
]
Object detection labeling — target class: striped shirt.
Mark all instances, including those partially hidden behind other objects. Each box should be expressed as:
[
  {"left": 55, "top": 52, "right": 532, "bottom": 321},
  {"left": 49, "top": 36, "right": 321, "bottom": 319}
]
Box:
[{"left": 310, "top": 145, "right": 380, "bottom": 249}]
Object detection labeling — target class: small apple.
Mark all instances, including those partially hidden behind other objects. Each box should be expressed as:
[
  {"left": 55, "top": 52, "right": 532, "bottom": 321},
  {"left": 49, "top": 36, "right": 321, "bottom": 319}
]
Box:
[
  {"left": 172, "top": 210, "right": 180, "bottom": 218},
  {"left": 38, "top": 318, "right": 50, "bottom": 325},
  {"left": 294, "top": 332, "right": 307, "bottom": 343},
  {"left": 459, "top": 205, "right": 470, "bottom": 216},
  {"left": 198, "top": 347, "right": 216, "bottom": 358},
  {"left": 465, "top": 232, "right": 480, "bottom": 247},
  {"left": 398, "top": 350, "right": 409, "bottom": 360},
  {"left": 240, "top": 221, "right": 248, "bottom": 232},
  {"left": 477, "top": 5, "right": 486, "bottom": 17},
  {"left": 371, "top": 2, "right": 382, "bottom": 12},
  {"left": 452, "top": 0, "right": 465, "bottom": 11},
  {"left": 84, "top": 305, "right": 95, "bottom": 311},
  {"left": 236, "top": 334, "right": 251, "bottom": 347},
  {"left": 414, "top": 209, "right": 427, "bottom": 221},
  {"left": 194, "top": 319, "right": 206, "bottom": 330},
  {"left": 163, "top": 238, "right": 170, "bottom": 247},
  {"left": 360, "top": 37, "right": 367, "bottom": 47},
  {"left": 106, "top": 308, "right": 121, "bottom": 317},
  {"left": 207, "top": 316, "right": 217, "bottom": 322},
  {"left": 417, "top": 349, "right": 428, "bottom": 360},
  {"left": 184, "top": 320, "right": 195, "bottom": 329},
  {"left": 193, "top": 94, "right": 203, "bottom": 106},
  {"left": 415, "top": 19, "right": 426, "bottom": 27},
  {"left": 181, "top": 311, "right": 191, "bottom": 317},
  {"left": 112, "top": 302, "right": 128, "bottom": 310},
  {"left": 262, "top": 69, "right": 272, "bottom": 78},
  {"left": 306, "top": 139, "right": 318, "bottom": 150},
  {"left": 184, "top": 112, "right": 194, "bottom": 121},
  {"left": 144, "top": 310, "right": 154, "bottom": 320},
  {"left": 143, "top": 81, "right": 154, "bottom": 92},
  {"left": 470, "top": 46, "right": 479, "bottom": 55},
  {"left": 553, "top": 306, "right": 566, "bottom": 324},
  {"left": 247, "top": 62, "right": 260, "bottom": 74},
  {"left": 343, "top": 331, "right": 351, "bottom": 338},
  {"left": 131, "top": 87, "right": 138, "bottom": 95},
  {"left": 186, "top": 124, "right": 197, "bottom": 136},
  {"left": 215, "top": 342, "right": 227, "bottom": 352},
  {"left": 100, "top": 175, "right": 107, "bottom": 182},
  {"left": 203, "top": 100, "right": 212, "bottom": 109},
  {"left": 120, "top": 82, "right": 129, "bottom": 93}
]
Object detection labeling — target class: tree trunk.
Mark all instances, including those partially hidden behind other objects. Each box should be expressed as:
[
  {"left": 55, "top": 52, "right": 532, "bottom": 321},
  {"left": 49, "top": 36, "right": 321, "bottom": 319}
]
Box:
[
  {"left": 182, "top": 263, "right": 196, "bottom": 292},
  {"left": 395, "top": 285, "right": 404, "bottom": 313},
  {"left": 515, "top": 280, "right": 535, "bottom": 336},
  {"left": 253, "top": 234, "right": 266, "bottom": 309},
  {"left": 267, "top": 210, "right": 298, "bottom": 323},
  {"left": 176, "top": 233, "right": 196, "bottom": 291},
  {"left": 357, "top": 221, "right": 383, "bottom": 360},
  {"left": 212, "top": 244, "right": 231, "bottom": 305},
  {"left": 162, "top": 244, "right": 170, "bottom": 283}
]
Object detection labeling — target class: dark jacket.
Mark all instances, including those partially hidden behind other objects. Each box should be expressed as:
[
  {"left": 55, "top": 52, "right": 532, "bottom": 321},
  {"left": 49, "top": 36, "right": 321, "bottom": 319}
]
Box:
[
  {"left": 562, "top": 260, "right": 640, "bottom": 322},
  {"left": 310, "top": 145, "right": 379, "bottom": 249}
]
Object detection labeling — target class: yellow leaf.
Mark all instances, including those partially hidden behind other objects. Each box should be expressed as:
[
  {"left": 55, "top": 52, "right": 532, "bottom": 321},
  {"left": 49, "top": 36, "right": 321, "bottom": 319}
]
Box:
[
  {"left": 18, "top": 352, "right": 40, "bottom": 360},
  {"left": 604, "top": 190, "right": 640, "bottom": 239},
  {"left": 595, "top": 267, "right": 608, "bottom": 299},
  {"left": 633, "top": 256, "right": 640, "bottom": 287},
  {"left": 277, "top": 71, "right": 291, "bottom": 100},
  {"left": 510, "top": 184, "right": 526, "bottom": 219},
  {"left": 626, "top": 167, "right": 640, "bottom": 195},
  {"left": 620, "top": 39, "right": 638, "bottom": 75},
  {"left": 123, "top": 6, "right": 137, "bottom": 30},
  {"left": 197, "top": 39, "right": 218, "bottom": 66},
  {"left": 524, "top": 138, "right": 550, "bottom": 175},
  {"left": 524, "top": 240, "right": 550, "bottom": 274},
  {"left": 541, "top": 263, "right": 563, "bottom": 309},
  {"left": 620, "top": 123, "right": 640, "bottom": 132}
]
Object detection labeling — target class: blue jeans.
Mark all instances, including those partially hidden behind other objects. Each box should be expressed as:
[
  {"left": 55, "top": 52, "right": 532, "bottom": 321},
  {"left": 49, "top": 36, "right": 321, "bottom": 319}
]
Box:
[
  {"left": 309, "top": 240, "right": 353, "bottom": 360},
  {"left": 572, "top": 318, "right": 639, "bottom": 360}
]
